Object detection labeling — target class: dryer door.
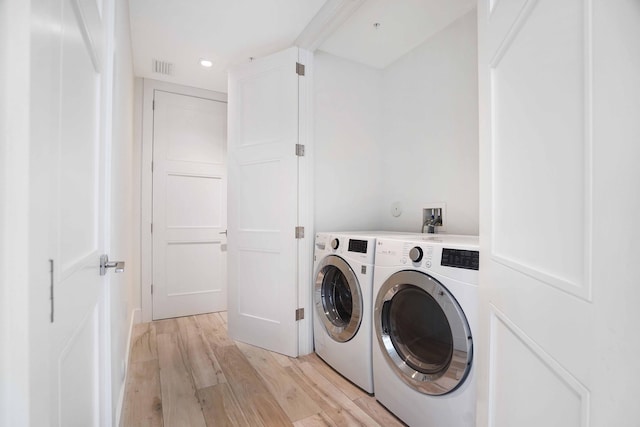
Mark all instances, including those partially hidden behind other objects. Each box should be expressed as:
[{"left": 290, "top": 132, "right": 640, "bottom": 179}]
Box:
[
  {"left": 374, "top": 270, "right": 472, "bottom": 395},
  {"left": 314, "top": 255, "right": 363, "bottom": 342}
]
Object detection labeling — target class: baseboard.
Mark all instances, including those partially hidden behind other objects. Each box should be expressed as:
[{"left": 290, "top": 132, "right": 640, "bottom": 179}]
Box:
[
  {"left": 114, "top": 307, "right": 141, "bottom": 427},
  {"left": 133, "top": 307, "right": 141, "bottom": 324}
]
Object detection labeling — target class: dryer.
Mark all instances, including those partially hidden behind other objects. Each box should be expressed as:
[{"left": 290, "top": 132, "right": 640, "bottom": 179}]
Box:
[{"left": 372, "top": 234, "right": 479, "bottom": 427}]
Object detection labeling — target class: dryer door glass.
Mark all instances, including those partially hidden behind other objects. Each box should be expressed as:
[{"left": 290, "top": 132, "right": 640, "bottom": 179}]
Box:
[
  {"left": 375, "top": 270, "right": 472, "bottom": 395},
  {"left": 314, "top": 255, "right": 363, "bottom": 343},
  {"left": 387, "top": 287, "right": 452, "bottom": 374}
]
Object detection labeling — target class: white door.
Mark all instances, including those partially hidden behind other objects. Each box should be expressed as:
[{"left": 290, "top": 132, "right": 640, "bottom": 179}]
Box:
[
  {"left": 49, "top": 0, "right": 113, "bottom": 425},
  {"left": 152, "top": 90, "right": 228, "bottom": 320},
  {"left": 477, "top": 1, "right": 640, "bottom": 426},
  {"left": 227, "top": 47, "right": 305, "bottom": 357}
]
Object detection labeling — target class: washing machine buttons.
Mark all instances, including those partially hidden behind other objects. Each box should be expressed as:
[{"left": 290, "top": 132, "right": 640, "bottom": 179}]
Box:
[
  {"left": 425, "top": 260, "right": 432, "bottom": 268},
  {"left": 409, "top": 247, "right": 423, "bottom": 263},
  {"left": 331, "top": 238, "right": 339, "bottom": 250}
]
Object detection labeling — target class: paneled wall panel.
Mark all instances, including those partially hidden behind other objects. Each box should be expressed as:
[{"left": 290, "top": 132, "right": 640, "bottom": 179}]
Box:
[{"left": 490, "top": 0, "right": 591, "bottom": 300}]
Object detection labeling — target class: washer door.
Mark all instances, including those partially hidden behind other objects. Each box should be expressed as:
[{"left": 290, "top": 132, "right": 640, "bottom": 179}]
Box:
[
  {"left": 374, "top": 270, "right": 472, "bottom": 395},
  {"left": 314, "top": 255, "right": 363, "bottom": 342}
]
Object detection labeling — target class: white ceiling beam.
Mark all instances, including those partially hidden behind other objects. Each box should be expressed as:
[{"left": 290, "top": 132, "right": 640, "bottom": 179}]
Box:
[{"left": 295, "top": 0, "right": 367, "bottom": 51}]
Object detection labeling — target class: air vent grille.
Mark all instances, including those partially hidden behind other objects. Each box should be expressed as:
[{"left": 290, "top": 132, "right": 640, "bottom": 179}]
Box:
[{"left": 152, "top": 59, "right": 173, "bottom": 76}]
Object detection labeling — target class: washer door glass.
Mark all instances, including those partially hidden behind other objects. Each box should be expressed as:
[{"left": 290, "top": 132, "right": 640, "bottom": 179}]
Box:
[
  {"left": 314, "top": 255, "right": 363, "bottom": 342},
  {"left": 375, "top": 270, "right": 472, "bottom": 395}
]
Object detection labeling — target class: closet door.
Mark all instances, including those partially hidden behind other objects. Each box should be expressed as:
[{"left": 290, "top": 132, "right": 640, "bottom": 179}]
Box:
[
  {"left": 477, "top": 1, "right": 640, "bottom": 425},
  {"left": 227, "top": 47, "right": 309, "bottom": 357}
]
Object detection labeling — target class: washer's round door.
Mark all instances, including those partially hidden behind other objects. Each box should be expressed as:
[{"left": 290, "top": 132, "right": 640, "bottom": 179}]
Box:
[
  {"left": 374, "top": 270, "right": 472, "bottom": 395},
  {"left": 314, "top": 255, "right": 363, "bottom": 342}
]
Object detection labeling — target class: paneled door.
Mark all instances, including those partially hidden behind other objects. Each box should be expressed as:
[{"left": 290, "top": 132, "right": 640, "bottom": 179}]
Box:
[
  {"left": 477, "top": 0, "right": 640, "bottom": 426},
  {"left": 227, "top": 47, "right": 309, "bottom": 357},
  {"left": 152, "top": 90, "right": 228, "bottom": 320},
  {"left": 49, "top": 0, "right": 113, "bottom": 425}
]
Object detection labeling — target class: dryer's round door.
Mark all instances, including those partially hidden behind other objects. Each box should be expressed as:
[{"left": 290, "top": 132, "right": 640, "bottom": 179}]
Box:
[
  {"left": 374, "top": 270, "right": 472, "bottom": 395},
  {"left": 314, "top": 255, "right": 363, "bottom": 342}
]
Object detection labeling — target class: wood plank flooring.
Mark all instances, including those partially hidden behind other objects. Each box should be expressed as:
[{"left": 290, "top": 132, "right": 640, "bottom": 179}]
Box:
[{"left": 121, "top": 312, "right": 406, "bottom": 427}]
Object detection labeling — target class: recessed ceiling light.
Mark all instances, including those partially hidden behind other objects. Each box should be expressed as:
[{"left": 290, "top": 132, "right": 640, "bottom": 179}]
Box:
[
  {"left": 373, "top": 22, "right": 381, "bottom": 29},
  {"left": 200, "top": 59, "right": 213, "bottom": 68}
]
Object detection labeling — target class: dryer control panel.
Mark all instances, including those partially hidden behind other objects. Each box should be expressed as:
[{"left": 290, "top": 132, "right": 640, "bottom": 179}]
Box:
[
  {"left": 441, "top": 248, "right": 479, "bottom": 271},
  {"left": 375, "top": 237, "right": 479, "bottom": 285}
]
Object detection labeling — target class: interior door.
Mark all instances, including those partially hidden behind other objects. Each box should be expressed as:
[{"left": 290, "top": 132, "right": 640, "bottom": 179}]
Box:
[
  {"left": 49, "top": 0, "right": 112, "bottom": 425},
  {"left": 227, "top": 47, "right": 302, "bottom": 357},
  {"left": 152, "top": 90, "right": 228, "bottom": 320},
  {"left": 477, "top": 0, "right": 640, "bottom": 425}
]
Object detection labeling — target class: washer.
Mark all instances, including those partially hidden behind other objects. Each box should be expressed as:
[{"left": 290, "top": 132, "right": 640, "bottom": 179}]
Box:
[
  {"left": 372, "top": 234, "right": 479, "bottom": 427},
  {"left": 313, "top": 232, "right": 378, "bottom": 393},
  {"left": 313, "top": 231, "right": 414, "bottom": 393}
]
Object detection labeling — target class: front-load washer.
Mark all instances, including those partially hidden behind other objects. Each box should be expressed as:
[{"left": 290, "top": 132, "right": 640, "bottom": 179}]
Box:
[
  {"left": 313, "top": 232, "right": 378, "bottom": 393},
  {"left": 372, "top": 234, "right": 479, "bottom": 427}
]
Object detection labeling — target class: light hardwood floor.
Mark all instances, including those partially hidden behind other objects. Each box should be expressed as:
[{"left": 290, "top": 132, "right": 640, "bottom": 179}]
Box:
[{"left": 121, "top": 312, "right": 406, "bottom": 427}]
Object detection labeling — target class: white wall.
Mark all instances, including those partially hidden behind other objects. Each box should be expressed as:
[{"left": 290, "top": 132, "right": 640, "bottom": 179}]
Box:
[
  {"left": 109, "top": 0, "right": 137, "bottom": 422},
  {"left": 379, "top": 10, "right": 479, "bottom": 235},
  {"left": 313, "top": 51, "right": 385, "bottom": 232},
  {"left": 313, "top": 11, "right": 479, "bottom": 235},
  {"left": 0, "top": 1, "right": 32, "bottom": 425}
]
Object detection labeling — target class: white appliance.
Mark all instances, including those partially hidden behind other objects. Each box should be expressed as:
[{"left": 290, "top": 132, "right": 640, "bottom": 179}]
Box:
[
  {"left": 372, "top": 234, "right": 479, "bottom": 427},
  {"left": 313, "top": 231, "right": 396, "bottom": 393}
]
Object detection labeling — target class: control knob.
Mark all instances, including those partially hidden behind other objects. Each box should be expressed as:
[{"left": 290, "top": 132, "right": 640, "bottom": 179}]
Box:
[
  {"left": 331, "top": 238, "right": 340, "bottom": 250},
  {"left": 409, "top": 246, "right": 423, "bottom": 263}
]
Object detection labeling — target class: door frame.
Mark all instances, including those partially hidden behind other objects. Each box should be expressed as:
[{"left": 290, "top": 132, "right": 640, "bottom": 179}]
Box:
[
  {"left": 0, "top": 2, "right": 37, "bottom": 425},
  {"left": 139, "top": 79, "right": 227, "bottom": 322}
]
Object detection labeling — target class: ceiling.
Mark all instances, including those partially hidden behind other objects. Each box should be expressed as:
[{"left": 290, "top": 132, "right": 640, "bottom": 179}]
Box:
[
  {"left": 320, "top": 0, "right": 476, "bottom": 69},
  {"left": 128, "top": 0, "right": 476, "bottom": 93}
]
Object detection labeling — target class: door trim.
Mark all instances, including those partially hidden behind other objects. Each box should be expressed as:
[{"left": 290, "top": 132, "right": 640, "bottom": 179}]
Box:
[{"left": 139, "top": 78, "right": 227, "bottom": 322}]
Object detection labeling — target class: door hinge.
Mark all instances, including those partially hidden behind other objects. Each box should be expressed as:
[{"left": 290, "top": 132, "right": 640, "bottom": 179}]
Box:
[
  {"left": 152, "top": 100, "right": 155, "bottom": 110},
  {"left": 151, "top": 223, "right": 153, "bottom": 233},
  {"left": 295, "top": 226, "right": 305, "bottom": 239},
  {"left": 295, "top": 144, "right": 305, "bottom": 157},
  {"left": 151, "top": 284, "right": 153, "bottom": 295},
  {"left": 296, "top": 62, "right": 305, "bottom": 76},
  {"left": 151, "top": 161, "right": 154, "bottom": 172},
  {"left": 49, "top": 259, "right": 54, "bottom": 323},
  {"left": 295, "top": 308, "right": 304, "bottom": 321}
]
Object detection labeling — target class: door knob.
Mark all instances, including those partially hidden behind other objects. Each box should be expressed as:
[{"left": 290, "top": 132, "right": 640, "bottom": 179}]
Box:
[{"left": 100, "top": 254, "right": 125, "bottom": 276}]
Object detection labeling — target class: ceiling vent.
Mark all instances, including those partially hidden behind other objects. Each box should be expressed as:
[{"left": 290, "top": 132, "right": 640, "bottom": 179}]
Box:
[{"left": 152, "top": 59, "right": 173, "bottom": 76}]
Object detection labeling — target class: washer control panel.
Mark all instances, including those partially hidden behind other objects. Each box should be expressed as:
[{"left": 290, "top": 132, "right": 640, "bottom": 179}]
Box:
[
  {"left": 348, "top": 239, "right": 368, "bottom": 254},
  {"left": 315, "top": 233, "right": 376, "bottom": 264}
]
